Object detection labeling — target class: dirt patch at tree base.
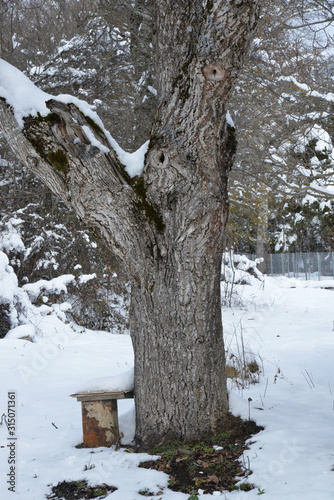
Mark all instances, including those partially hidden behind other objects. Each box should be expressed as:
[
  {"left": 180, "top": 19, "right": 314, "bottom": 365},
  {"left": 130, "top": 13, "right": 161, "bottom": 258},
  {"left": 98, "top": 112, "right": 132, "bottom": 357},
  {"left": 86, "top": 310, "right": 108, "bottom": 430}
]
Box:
[{"left": 140, "top": 413, "right": 264, "bottom": 496}]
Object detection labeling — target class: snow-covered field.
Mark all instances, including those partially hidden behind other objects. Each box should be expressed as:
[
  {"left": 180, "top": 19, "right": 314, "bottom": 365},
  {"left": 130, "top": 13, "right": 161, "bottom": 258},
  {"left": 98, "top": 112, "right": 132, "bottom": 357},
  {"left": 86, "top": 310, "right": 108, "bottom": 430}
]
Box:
[{"left": 1, "top": 273, "right": 334, "bottom": 499}]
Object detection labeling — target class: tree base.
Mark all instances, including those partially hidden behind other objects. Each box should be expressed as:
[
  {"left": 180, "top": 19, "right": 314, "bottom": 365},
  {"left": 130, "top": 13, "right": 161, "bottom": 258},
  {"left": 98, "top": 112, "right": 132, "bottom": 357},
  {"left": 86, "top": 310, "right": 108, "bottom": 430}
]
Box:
[{"left": 139, "top": 412, "right": 264, "bottom": 495}]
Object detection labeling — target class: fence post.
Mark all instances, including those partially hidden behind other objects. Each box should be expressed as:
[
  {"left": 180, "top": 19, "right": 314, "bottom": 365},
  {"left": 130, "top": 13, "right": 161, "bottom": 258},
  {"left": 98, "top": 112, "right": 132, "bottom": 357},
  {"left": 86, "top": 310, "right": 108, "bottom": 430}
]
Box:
[{"left": 317, "top": 252, "right": 321, "bottom": 281}]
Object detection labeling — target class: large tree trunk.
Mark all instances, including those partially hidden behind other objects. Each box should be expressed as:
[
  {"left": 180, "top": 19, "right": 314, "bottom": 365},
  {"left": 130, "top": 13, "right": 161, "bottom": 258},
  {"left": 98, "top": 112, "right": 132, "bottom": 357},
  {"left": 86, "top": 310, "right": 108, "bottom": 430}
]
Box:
[
  {"left": 0, "top": 0, "right": 260, "bottom": 447},
  {"left": 131, "top": 120, "right": 233, "bottom": 444},
  {"left": 131, "top": 256, "right": 227, "bottom": 446}
]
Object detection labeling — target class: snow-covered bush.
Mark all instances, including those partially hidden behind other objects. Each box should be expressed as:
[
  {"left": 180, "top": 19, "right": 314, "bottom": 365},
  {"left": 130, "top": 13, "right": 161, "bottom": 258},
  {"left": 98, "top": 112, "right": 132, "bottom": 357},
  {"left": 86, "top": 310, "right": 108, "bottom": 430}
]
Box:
[
  {"left": 0, "top": 251, "right": 31, "bottom": 338},
  {"left": 0, "top": 247, "right": 130, "bottom": 340},
  {"left": 221, "top": 252, "right": 264, "bottom": 308},
  {"left": 222, "top": 252, "right": 264, "bottom": 286},
  {"left": 0, "top": 154, "right": 130, "bottom": 332}
]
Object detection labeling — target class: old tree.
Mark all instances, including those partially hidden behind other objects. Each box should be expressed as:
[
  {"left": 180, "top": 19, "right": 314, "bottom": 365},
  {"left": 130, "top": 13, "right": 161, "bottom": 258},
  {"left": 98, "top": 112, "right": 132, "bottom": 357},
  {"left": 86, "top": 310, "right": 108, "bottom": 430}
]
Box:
[{"left": 0, "top": 1, "right": 260, "bottom": 447}]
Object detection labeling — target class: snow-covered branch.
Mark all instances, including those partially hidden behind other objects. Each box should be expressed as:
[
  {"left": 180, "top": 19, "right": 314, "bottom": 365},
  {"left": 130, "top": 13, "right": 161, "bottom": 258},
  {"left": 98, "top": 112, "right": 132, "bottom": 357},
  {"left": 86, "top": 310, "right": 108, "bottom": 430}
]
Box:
[{"left": 0, "top": 59, "right": 157, "bottom": 277}]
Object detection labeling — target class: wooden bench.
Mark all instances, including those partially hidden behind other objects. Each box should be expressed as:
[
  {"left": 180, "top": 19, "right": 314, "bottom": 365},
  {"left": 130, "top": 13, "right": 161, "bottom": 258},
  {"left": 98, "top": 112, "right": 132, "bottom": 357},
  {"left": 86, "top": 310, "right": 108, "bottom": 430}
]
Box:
[{"left": 70, "top": 390, "right": 134, "bottom": 448}]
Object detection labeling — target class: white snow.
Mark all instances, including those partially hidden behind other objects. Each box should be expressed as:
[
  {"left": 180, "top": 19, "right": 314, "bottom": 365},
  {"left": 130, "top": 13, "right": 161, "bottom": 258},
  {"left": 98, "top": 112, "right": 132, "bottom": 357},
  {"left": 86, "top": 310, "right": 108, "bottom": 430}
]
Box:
[
  {"left": 0, "top": 219, "right": 25, "bottom": 255},
  {"left": 118, "top": 140, "right": 149, "bottom": 178},
  {"left": 78, "top": 273, "right": 96, "bottom": 284},
  {"left": 0, "top": 59, "right": 53, "bottom": 128},
  {"left": 0, "top": 251, "right": 19, "bottom": 304},
  {"left": 222, "top": 276, "right": 334, "bottom": 499},
  {"left": 23, "top": 274, "right": 75, "bottom": 300},
  {"left": 1, "top": 261, "right": 334, "bottom": 498},
  {"left": 226, "top": 110, "right": 235, "bottom": 128},
  {"left": 5, "top": 323, "right": 35, "bottom": 340},
  {"left": 76, "top": 368, "right": 134, "bottom": 393},
  {"left": 147, "top": 85, "right": 157, "bottom": 96},
  {"left": 82, "top": 125, "right": 110, "bottom": 154},
  {"left": 222, "top": 252, "right": 263, "bottom": 286},
  {"left": 0, "top": 58, "right": 148, "bottom": 178}
]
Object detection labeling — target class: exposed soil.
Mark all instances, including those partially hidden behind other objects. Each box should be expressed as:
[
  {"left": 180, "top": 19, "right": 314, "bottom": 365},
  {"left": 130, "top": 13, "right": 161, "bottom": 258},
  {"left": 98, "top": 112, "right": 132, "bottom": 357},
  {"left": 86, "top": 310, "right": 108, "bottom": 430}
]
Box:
[
  {"left": 140, "top": 413, "right": 264, "bottom": 496},
  {"left": 46, "top": 480, "right": 117, "bottom": 499},
  {"left": 45, "top": 414, "right": 264, "bottom": 498}
]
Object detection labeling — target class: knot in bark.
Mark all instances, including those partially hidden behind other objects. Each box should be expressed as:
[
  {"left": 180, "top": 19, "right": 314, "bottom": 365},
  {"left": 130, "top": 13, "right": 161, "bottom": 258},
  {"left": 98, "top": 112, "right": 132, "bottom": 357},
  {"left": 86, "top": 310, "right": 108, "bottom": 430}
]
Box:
[{"left": 202, "top": 63, "right": 226, "bottom": 82}]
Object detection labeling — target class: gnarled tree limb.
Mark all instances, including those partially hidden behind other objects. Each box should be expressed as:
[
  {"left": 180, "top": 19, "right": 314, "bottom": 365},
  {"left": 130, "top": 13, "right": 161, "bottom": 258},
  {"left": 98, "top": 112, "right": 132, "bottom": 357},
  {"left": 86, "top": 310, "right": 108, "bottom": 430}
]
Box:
[{"left": 0, "top": 98, "right": 158, "bottom": 278}]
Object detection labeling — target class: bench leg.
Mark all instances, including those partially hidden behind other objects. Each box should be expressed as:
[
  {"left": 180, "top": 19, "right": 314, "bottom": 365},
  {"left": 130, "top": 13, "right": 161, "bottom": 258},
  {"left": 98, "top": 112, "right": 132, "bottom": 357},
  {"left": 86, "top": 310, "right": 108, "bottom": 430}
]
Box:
[{"left": 81, "top": 399, "right": 119, "bottom": 447}]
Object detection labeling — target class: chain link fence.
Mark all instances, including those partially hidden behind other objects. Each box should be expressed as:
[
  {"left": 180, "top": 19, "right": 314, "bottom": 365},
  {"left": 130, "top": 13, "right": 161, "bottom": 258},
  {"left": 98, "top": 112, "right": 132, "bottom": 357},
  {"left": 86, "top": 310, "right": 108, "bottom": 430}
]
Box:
[
  {"left": 243, "top": 252, "right": 334, "bottom": 280},
  {"left": 228, "top": 252, "right": 334, "bottom": 280},
  {"left": 268, "top": 252, "right": 334, "bottom": 280}
]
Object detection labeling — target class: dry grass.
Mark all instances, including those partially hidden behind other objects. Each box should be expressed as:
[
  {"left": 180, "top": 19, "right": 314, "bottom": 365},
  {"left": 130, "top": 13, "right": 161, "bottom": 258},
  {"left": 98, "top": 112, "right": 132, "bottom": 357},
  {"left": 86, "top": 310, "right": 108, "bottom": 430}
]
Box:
[{"left": 225, "top": 321, "right": 263, "bottom": 391}]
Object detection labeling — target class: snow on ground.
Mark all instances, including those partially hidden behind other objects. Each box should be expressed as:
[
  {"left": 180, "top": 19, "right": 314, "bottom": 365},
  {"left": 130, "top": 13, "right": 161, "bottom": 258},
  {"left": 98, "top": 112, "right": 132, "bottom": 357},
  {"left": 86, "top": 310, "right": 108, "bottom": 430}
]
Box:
[
  {"left": 224, "top": 277, "right": 334, "bottom": 499},
  {"left": 1, "top": 274, "right": 334, "bottom": 499}
]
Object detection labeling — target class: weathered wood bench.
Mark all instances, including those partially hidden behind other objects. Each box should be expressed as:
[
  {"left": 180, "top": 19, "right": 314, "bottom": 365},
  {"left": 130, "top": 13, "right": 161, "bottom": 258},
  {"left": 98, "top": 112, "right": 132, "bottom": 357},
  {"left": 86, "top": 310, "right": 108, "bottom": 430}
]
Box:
[{"left": 70, "top": 390, "right": 134, "bottom": 448}]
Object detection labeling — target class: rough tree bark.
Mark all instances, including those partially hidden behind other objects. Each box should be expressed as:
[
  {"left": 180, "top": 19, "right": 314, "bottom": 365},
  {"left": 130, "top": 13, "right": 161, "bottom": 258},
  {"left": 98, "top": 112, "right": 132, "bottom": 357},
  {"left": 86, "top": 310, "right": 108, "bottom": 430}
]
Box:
[{"left": 0, "top": 0, "right": 260, "bottom": 447}]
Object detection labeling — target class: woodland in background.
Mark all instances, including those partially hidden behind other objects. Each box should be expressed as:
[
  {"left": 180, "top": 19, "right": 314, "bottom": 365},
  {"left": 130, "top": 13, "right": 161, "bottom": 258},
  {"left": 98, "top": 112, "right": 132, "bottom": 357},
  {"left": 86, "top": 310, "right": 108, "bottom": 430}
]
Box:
[
  {"left": 1, "top": 0, "right": 334, "bottom": 332},
  {"left": 229, "top": 0, "right": 334, "bottom": 271}
]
